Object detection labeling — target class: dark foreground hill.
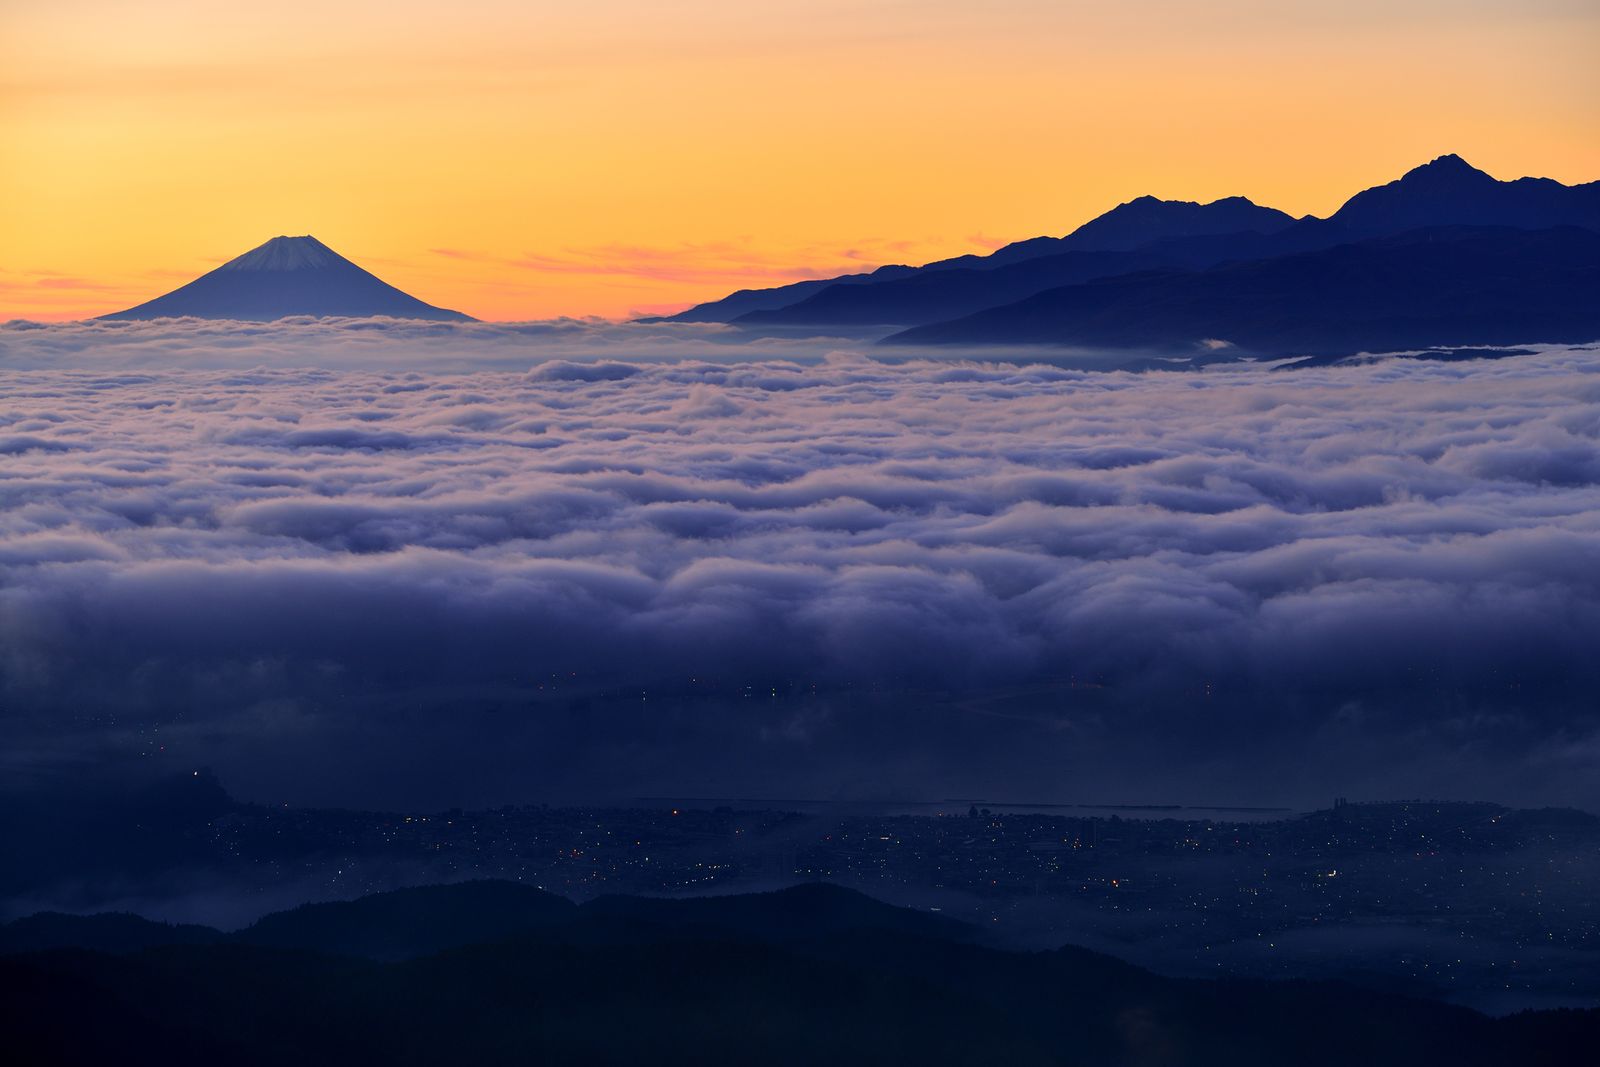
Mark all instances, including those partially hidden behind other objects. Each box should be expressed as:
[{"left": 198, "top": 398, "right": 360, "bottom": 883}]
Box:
[
  {"left": 3, "top": 881, "right": 1594, "bottom": 1066},
  {"left": 99, "top": 235, "right": 474, "bottom": 322},
  {"left": 234, "top": 880, "right": 577, "bottom": 959}
]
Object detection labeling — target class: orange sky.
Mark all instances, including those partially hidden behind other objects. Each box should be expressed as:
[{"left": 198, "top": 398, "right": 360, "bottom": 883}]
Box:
[{"left": 2, "top": 0, "right": 1597, "bottom": 322}]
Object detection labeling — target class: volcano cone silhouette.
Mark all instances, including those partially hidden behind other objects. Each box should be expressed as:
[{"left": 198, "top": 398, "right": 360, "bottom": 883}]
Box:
[{"left": 101, "top": 236, "right": 474, "bottom": 321}]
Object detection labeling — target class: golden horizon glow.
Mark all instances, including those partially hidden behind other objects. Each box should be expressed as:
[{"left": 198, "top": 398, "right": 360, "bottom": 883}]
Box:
[{"left": 3, "top": 0, "right": 1597, "bottom": 322}]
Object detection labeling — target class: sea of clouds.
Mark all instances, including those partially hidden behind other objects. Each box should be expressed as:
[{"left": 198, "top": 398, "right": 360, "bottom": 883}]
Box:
[{"left": 3, "top": 318, "right": 1599, "bottom": 809}]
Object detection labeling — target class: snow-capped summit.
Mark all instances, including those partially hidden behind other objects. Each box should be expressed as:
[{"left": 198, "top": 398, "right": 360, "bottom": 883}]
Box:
[{"left": 215, "top": 235, "right": 351, "bottom": 273}]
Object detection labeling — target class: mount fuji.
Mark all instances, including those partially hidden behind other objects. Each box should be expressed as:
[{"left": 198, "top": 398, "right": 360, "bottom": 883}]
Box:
[{"left": 101, "top": 236, "right": 474, "bottom": 322}]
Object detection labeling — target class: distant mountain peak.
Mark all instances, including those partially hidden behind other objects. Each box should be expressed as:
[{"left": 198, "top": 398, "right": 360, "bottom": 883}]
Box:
[
  {"left": 1113, "top": 193, "right": 1269, "bottom": 210},
  {"left": 1397, "top": 153, "right": 1494, "bottom": 184},
  {"left": 100, "top": 235, "right": 474, "bottom": 322}
]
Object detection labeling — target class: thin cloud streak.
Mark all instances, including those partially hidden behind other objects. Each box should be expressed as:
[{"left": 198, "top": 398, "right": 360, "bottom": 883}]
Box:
[{"left": 427, "top": 238, "right": 943, "bottom": 288}]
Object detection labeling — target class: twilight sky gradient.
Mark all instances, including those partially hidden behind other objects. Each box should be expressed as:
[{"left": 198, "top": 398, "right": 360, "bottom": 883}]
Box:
[{"left": 3, "top": 0, "right": 1597, "bottom": 322}]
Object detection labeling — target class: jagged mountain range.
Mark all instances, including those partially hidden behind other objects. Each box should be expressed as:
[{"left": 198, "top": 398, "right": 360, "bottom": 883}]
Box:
[{"left": 663, "top": 155, "right": 1600, "bottom": 358}]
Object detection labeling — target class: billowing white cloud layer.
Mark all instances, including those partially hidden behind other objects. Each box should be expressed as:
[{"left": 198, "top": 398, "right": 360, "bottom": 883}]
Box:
[{"left": 3, "top": 319, "right": 1599, "bottom": 808}]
